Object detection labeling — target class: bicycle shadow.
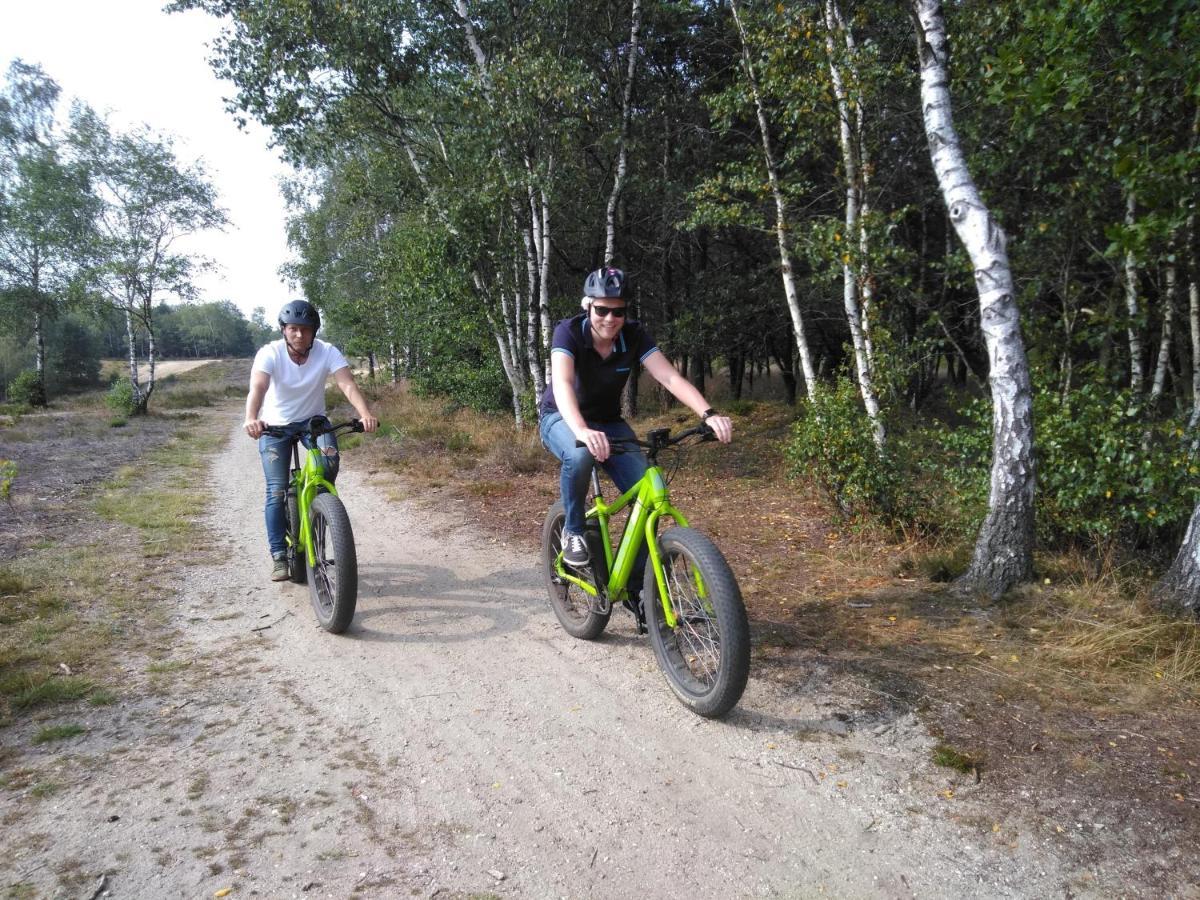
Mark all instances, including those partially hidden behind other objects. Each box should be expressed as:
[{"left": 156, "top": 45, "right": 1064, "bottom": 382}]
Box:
[{"left": 346, "top": 562, "right": 538, "bottom": 644}]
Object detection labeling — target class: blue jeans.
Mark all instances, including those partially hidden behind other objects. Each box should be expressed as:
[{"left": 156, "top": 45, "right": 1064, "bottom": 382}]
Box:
[
  {"left": 258, "top": 418, "right": 340, "bottom": 558},
  {"left": 539, "top": 411, "right": 649, "bottom": 593}
]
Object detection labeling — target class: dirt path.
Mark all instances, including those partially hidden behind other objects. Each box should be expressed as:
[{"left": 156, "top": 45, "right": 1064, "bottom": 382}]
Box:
[{"left": 4, "top": 416, "right": 1090, "bottom": 898}]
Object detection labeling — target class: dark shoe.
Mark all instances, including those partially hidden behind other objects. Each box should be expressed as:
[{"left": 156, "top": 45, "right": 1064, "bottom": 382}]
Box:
[
  {"left": 270, "top": 556, "right": 289, "bottom": 582},
  {"left": 623, "top": 593, "right": 647, "bottom": 635},
  {"left": 561, "top": 532, "right": 590, "bottom": 568}
]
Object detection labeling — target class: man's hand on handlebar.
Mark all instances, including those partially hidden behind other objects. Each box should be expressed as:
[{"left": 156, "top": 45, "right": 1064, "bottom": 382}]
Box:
[
  {"left": 704, "top": 415, "right": 733, "bottom": 444},
  {"left": 244, "top": 418, "right": 265, "bottom": 439},
  {"left": 358, "top": 414, "right": 379, "bottom": 433},
  {"left": 577, "top": 428, "right": 612, "bottom": 462}
]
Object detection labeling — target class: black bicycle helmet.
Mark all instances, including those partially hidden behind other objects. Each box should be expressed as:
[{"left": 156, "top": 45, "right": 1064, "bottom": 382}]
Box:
[
  {"left": 583, "top": 267, "right": 627, "bottom": 300},
  {"left": 278, "top": 299, "right": 320, "bottom": 333}
]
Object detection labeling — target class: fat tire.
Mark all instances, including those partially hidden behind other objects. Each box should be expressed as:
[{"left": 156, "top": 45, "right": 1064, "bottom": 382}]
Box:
[
  {"left": 541, "top": 502, "right": 609, "bottom": 639},
  {"left": 286, "top": 489, "right": 306, "bottom": 584},
  {"left": 306, "top": 492, "right": 357, "bottom": 634},
  {"left": 644, "top": 527, "right": 750, "bottom": 718}
]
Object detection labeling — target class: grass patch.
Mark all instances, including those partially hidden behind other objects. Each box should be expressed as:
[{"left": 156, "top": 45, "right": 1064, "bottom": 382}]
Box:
[
  {"left": 146, "top": 659, "right": 192, "bottom": 675},
  {"left": 1, "top": 368, "right": 234, "bottom": 729},
  {"left": 932, "top": 743, "right": 979, "bottom": 774},
  {"left": 32, "top": 724, "right": 86, "bottom": 745},
  {"left": 0, "top": 674, "right": 94, "bottom": 711},
  {"left": 0, "top": 568, "right": 28, "bottom": 598},
  {"left": 187, "top": 772, "right": 210, "bottom": 801}
]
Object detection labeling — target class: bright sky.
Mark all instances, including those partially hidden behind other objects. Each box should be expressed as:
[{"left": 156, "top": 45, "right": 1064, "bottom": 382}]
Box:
[{"left": 0, "top": 0, "right": 294, "bottom": 321}]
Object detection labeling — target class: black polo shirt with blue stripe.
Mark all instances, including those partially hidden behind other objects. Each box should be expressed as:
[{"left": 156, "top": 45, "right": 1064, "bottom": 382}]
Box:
[{"left": 539, "top": 314, "right": 660, "bottom": 422}]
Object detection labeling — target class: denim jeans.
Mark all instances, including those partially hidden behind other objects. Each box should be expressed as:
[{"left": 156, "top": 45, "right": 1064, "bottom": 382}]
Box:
[
  {"left": 258, "top": 417, "right": 340, "bottom": 558},
  {"left": 539, "top": 411, "right": 649, "bottom": 592}
]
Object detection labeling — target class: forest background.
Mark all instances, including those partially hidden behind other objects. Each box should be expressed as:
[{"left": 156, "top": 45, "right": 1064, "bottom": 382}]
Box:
[{"left": 3, "top": 0, "right": 1200, "bottom": 613}]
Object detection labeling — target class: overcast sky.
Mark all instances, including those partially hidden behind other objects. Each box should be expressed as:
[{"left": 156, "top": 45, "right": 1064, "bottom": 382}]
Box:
[{"left": 0, "top": 0, "right": 294, "bottom": 321}]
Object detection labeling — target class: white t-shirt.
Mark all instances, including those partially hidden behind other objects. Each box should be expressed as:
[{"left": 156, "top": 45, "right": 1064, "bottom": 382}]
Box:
[{"left": 252, "top": 338, "right": 350, "bottom": 425}]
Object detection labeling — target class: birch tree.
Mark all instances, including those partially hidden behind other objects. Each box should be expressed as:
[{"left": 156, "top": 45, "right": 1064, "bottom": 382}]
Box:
[
  {"left": 74, "top": 110, "right": 226, "bottom": 413},
  {"left": 729, "top": 0, "right": 817, "bottom": 401},
  {"left": 0, "top": 62, "right": 96, "bottom": 404},
  {"left": 911, "top": 0, "right": 1035, "bottom": 596},
  {"left": 823, "top": 0, "right": 884, "bottom": 445}
]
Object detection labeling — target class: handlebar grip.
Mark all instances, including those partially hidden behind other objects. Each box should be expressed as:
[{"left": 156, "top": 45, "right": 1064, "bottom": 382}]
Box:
[{"left": 353, "top": 420, "right": 365, "bottom": 433}]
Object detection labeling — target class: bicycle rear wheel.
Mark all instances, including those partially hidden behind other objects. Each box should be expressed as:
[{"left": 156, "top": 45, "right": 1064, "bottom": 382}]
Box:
[
  {"left": 285, "top": 487, "right": 306, "bottom": 584},
  {"left": 541, "top": 502, "right": 609, "bottom": 640},
  {"left": 306, "top": 492, "right": 357, "bottom": 634},
  {"left": 644, "top": 527, "right": 750, "bottom": 718}
]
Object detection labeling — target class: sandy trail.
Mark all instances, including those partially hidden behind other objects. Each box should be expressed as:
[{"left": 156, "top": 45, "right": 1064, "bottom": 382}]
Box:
[{"left": 2, "top": 416, "right": 1081, "bottom": 898}]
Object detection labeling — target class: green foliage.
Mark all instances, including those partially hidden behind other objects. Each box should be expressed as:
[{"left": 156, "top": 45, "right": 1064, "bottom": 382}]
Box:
[
  {"left": 6, "top": 370, "right": 45, "bottom": 407},
  {"left": 786, "top": 377, "right": 904, "bottom": 521},
  {"left": 889, "top": 381, "right": 1200, "bottom": 548},
  {"left": 1033, "top": 385, "right": 1199, "bottom": 544},
  {"left": 0, "top": 459, "right": 16, "bottom": 503},
  {"left": 44, "top": 312, "right": 102, "bottom": 392},
  {"left": 105, "top": 378, "right": 137, "bottom": 418}
]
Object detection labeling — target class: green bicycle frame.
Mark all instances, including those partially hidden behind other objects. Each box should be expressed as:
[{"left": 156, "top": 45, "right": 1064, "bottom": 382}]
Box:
[
  {"left": 289, "top": 442, "right": 340, "bottom": 562},
  {"left": 553, "top": 463, "right": 690, "bottom": 628}
]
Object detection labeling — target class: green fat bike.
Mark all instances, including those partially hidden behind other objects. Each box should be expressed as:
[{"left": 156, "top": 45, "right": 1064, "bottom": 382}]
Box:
[
  {"left": 541, "top": 424, "right": 751, "bottom": 718},
  {"left": 263, "top": 417, "right": 364, "bottom": 634}
]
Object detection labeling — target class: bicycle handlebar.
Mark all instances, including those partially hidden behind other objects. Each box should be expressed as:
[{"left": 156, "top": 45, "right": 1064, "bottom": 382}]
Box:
[
  {"left": 261, "top": 417, "right": 365, "bottom": 440},
  {"left": 574, "top": 422, "right": 716, "bottom": 458}
]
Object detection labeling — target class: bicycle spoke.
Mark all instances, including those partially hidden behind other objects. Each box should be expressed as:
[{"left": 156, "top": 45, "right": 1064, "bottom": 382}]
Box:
[
  {"left": 664, "top": 553, "right": 722, "bottom": 685},
  {"left": 311, "top": 517, "right": 336, "bottom": 614}
]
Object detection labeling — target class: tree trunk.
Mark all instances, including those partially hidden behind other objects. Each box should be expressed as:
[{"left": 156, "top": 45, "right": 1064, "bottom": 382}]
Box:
[
  {"left": 32, "top": 308, "right": 46, "bottom": 400},
  {"left": 729, "top": 0, "right": 818, "bottom": 401},
  {"left": 1150, "top": 243, "right": 1177, "bottom": 403},
  {"left": 476, "top": 271, "right": 528, "bottom": 427},
  {"left": 124, "top": 303, "right": 145, "bottom": 410},
  {"left": 1124, "top": 191, "right": 1145, "bottom": 392},
  {"left": 142, "top": 320, "right": 157, "bottom": 413},
  {"left": 1152, "top": 500, "right": 1200, "bottom": 617},
  {"left": 825, "top": 0, "right": 884, "bottom": 447},
  {"left": 604, "top": 0, "right": 642, "bottom": 267},
  {"left": 912, "top": 0, "right": 1035, "bottom": 597},
  {"left": 1191, "top": 218, "right": 1200, "bottom": 428}
]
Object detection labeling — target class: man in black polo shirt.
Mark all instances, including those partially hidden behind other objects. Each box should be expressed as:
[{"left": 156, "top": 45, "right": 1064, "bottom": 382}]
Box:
[{"left": 538, "top": 267, "right": 733, "bottom": 621}]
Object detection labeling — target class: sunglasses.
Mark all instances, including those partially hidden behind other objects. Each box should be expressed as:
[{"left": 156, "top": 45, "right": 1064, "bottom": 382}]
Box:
[{"left": 591, "top": 304, "right": 627, "bottom": 319}]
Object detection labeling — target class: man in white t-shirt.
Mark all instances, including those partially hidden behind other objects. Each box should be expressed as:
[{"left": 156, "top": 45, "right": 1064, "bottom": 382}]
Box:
[{"left": 243, "top": 300, "right": 379, "bottom": 581}]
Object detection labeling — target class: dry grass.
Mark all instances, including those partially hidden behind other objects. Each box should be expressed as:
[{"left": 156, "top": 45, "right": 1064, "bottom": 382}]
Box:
[{"left": 355, "top": 383, "right": 554, "bottom": 488}]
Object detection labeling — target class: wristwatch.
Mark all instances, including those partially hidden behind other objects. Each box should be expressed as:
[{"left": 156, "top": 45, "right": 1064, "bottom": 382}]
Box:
[{"left": 701, "top": 408, "right": 718, "bottom": 421}]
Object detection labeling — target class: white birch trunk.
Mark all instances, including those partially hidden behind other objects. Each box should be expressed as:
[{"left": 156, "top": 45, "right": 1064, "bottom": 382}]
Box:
[
  {"left": 144, "top": 323, "right": 157, "bottom": 409},
  {"left": 729, "top": 0, "right": 817, "bottom": 401},
  {"left": 825, "top": 0, "right": 884, "bottom": 447},
  {"left": 539, "top": 188, "right": 553, "bottom": 386},
  {"left": 604, "top": 0, "right": 643, "bottom": 266},
  {"left": 1191, "top": 218, "right": 1200, "bottom": 429},
  {"left": 913, "top": 0, "right": 1035, "bottom": 597},
  {"left": 33, "top": 309, "right": 45, "bottom": 386},
  {"left": 477, "top": 270, "right": 527, "bottom": 427},
  {"left": 1153, "top": 499, "right": 1200, "bottom": 617},
  {"left": 519, "top": 204, "right": 544, "bottom": 397},
  {"left": 124, "top": 301, "right": 144, "bottom": 409},
  {"left": 1150, "top": 245, "right": 1176, "bottom": 402},
  {"left": 1124, "top": 191, "right": 1145, "bottom": 392}
]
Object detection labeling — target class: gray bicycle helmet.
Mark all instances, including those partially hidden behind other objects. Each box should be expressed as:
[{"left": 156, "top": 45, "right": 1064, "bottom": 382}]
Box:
[
  {"left": 278, "top": 299, "right": 320, "bottom": 333},
  {"left": 583, "top": 267, "right": 627, "bottom": 299}
]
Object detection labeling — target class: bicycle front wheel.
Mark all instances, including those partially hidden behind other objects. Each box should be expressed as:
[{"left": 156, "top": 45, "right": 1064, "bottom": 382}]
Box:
[
  {"left": 306, "top": 492, "right": 357, "bottom": 634},
  {"left": 644, "top": 527, "right": 750, "bottom": 718},
  {"left": 541, "top": 502, "right": 609, "bottom": 640},
  {"left": 286, "top": 488, "right": 307, "bottom": 584}
]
